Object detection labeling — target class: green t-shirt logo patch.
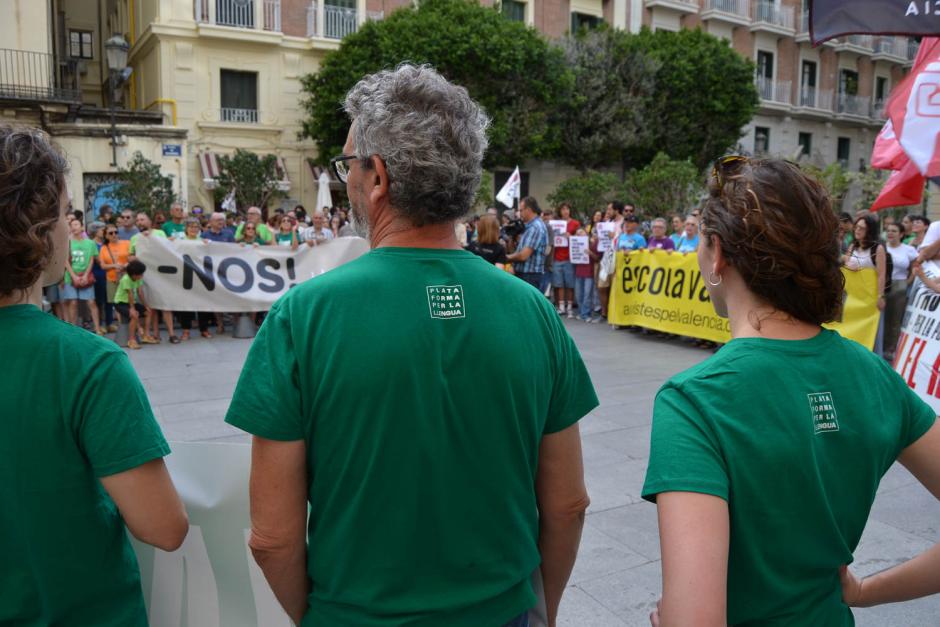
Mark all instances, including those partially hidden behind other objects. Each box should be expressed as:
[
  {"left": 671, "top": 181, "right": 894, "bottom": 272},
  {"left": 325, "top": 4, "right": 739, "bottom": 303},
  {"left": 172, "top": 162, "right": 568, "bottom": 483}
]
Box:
[
  {"left": 426, "top": 285, "right": 466, "bottom": 319},
  {"left": 808, "top": 392, "right": 839, "bottom": 434}
]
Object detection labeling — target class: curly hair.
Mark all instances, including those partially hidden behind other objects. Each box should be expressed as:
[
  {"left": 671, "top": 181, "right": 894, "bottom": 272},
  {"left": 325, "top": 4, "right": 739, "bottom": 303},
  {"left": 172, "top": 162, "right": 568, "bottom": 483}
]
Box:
[
  {"left": 0, "top": 126, "right": 69, "bottom": 298},
  {"left": 343, "top": 63, "right": 490, "bottom": 227},
  {"left": 701, "top": 158, "right": 845, "bottom": 325}
]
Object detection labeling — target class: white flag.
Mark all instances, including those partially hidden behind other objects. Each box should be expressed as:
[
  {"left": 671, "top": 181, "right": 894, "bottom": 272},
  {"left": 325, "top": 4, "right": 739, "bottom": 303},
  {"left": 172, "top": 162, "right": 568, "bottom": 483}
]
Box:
[
  {"left": 221, "top": 188, "right": 237, "bottom": 214},
  {"left": 496, "top": 166, "right": 521, "bottom": 208}
]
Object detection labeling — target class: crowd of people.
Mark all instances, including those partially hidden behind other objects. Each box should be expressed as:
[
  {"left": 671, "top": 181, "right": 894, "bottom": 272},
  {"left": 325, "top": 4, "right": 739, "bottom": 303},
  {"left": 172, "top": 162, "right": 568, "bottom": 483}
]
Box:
[
  {"left": 43, "top": 202, "right": 354, "bottom": 348},
  {"left": 6, "top": 61, "right": 940, "bottom": 627}
]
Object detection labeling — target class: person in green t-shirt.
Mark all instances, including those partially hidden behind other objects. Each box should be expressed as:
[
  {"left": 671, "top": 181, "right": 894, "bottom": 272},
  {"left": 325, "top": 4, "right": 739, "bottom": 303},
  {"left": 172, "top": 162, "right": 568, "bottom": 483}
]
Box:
[
  {"left": 225, "top": 65, "right": 598, "bottom": 627},
  {"left": 643, "top": 157, "right": 940, "bottom": 627},
  {"left": 274, "top": 214, "right": 299, "bottom": 249},
  {"left": 62, "top": 217, "right": 104, "bottom": 333},
  {"left": 113, "top": 260, "right": 152, "bottom": 350},
  {"left": 160, "top": 201, "right": 186, "bottom": 237},
  {"left": 0, "top": 127, "right": 187, "bottom": 626},
  {"left": 235, "top": 206, "right": 274, "bottom": 244}
]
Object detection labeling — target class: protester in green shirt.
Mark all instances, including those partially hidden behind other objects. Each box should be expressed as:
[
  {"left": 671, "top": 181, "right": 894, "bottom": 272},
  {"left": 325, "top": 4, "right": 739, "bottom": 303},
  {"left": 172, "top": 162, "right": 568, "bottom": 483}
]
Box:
[
  {"left": 0, "top": 126, "right": 187, "bottom": 626},
  {"left": 160, "top": 201, "right": 186, "bottom": 238},
  {"left": 235, "top": 205, "right": 274, "bottom": 244},
  {"left": 643, "top": 157, "right": 940, "bottom": 627},
  {"left": 113, "top": 260, "right": 152, "bottom": 350},
  {"left": 62, "top": 216, "right": 104, "bottom": 333},
  {"left": 226, "top": 65, "right": 598, "bottom": 627}
]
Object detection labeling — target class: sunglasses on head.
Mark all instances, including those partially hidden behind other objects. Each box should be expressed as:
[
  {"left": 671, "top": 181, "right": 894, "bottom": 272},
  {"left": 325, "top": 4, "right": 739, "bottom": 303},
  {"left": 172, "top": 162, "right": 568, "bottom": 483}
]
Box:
[{"left": 712, "top": 155, "right": 749, "bottom": 194}]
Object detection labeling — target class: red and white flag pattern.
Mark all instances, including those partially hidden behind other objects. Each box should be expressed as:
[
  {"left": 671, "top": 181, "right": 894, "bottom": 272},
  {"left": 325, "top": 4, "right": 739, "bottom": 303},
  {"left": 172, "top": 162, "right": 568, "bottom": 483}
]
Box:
[{"left": 869, "top": 38, "right": 940, "bottom": 211}]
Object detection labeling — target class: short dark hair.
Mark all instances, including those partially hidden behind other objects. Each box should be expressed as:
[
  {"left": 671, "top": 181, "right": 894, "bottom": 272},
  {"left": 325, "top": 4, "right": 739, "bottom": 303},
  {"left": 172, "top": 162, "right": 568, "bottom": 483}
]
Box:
[
  {"left": 610, "top": 201, "right": 624, "bottom": 214},
  {"left": 839, "top": 212, "right": 853, "bottom": 224},
  {"left": 521, "top": 196, "right": 541, "bottom": 215},
  {"left": 911, "top": 214, "right": 930, "bottom": 226},
  {"left": 126, "top": 260, "right": 146, "bottom": 276},
  {"left": 0, "top": 127, "right": 68, "bottom": 298}
]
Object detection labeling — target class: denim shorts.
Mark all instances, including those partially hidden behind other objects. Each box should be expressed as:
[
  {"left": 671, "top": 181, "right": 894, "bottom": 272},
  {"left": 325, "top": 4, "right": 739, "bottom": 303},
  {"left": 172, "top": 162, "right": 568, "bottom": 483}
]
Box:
[
  {"left": 552, "top": 260, "right": 576, "bottom": 289},
  {"left": 61, "top": 282, "right": 95, "bottom": 301}
]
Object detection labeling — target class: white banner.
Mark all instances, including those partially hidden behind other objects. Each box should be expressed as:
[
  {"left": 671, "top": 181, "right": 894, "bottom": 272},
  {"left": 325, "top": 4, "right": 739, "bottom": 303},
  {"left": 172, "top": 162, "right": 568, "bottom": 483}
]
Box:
[
  {"left": 549, "top": 220, "right": 569, "bottom": 248},
  {"left": 596, "top": 222, "right": 616, "bottom": 252},
  {"left": 496, "top": 166, "right": 521, "bottom": 208},
  {"left": 135, "top": 235, "right": 369, "bottom": 312},
  {"left": 134, "top": 443, "right": 549, "bottom": 627},
  {"left": 569, "top": 236, "right": 589, "bottom": 264},
  {"left": 893, "top": 262, "right": 940, "bottom": 414}
]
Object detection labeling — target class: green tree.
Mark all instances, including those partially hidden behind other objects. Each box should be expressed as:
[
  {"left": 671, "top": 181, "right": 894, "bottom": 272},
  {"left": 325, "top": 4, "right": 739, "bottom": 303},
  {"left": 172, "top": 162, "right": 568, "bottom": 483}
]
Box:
[
  {"left": 558, "top": 26, "right": 657, "bottom": 173},
  {"left": 215, "top": 149, "right": 285, "bottom": 210},
  {"left": 112, "top": 152, "right": 177, "bottom": 216},
  {"left": 621, "top": 28, "right": 759, "bottom": 171},
  {"left": 801, "top": 162, "right": 852, "bottom": 209},
  {"left": 547, "top": 170, "right": 622, "bottom": 222},
  {"left": 299, "top": 0, "right": 571, "bottom": 168},
  {"left": 623, "top": 153, "right": 704, "bottom": 220},
  {"left": 473, "top": 171, "right": 494, "bottom": 212}
]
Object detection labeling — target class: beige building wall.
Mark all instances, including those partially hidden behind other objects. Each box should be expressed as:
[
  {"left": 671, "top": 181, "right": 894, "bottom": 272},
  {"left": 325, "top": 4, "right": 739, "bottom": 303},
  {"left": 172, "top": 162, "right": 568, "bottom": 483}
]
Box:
[{"left": 5, "top": 0, "right": 52, "bottom": 53}]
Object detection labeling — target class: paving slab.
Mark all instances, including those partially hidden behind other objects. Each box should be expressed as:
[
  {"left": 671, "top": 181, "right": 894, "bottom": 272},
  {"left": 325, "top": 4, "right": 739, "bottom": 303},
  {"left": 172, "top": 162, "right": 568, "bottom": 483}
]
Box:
[{"left": 126, "top": 320, "right": 940, "bottom": 625}]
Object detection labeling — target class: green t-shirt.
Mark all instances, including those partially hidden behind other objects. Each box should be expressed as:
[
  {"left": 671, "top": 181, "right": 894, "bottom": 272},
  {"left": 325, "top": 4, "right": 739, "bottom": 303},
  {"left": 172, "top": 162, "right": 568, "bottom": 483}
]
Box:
[
  {"left": 642, "top": 329, "right": 936, "bottom": 626},
  {"left": 225, "top": 247, "right": 598, "bottom": 627},
  {"left": 0, "top": 304, "right": 170, "bottom": 626},
  {"left": 114, "top": 274, "right": 143, "bottom": 305},
  {"left": 275, "top": 231, "right": 294, "bottom": 246},
  {"left": 235, "top": 222, "right": 273, "bottom": 243},
  {"left": 128, "top": 229, "right": 167, "bottom": 255},
  {"left": 160, "top": 220, "right": 185, "bottom": 237},
  {"left": 64, "top": 238, "right": 98, "bottom": 284}
]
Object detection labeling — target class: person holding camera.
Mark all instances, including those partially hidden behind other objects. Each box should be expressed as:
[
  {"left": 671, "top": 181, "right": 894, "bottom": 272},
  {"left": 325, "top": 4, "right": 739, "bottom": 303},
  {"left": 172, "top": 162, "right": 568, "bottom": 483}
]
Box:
[{"left": 506, "top": 196, "right": 549, "bottom": 290}]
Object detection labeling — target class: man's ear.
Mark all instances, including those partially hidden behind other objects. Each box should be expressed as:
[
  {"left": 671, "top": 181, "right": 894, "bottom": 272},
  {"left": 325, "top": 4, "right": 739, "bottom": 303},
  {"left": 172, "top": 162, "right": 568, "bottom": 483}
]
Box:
[{"left": 368, "top": 155, "right": 390, "bottom": 205}]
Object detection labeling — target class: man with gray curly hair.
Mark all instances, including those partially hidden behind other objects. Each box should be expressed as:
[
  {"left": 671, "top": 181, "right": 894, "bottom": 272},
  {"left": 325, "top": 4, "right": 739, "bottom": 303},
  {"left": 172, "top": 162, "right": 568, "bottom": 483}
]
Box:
[{"left": 226, "top": 64, "right": 597, "bottom": 627}]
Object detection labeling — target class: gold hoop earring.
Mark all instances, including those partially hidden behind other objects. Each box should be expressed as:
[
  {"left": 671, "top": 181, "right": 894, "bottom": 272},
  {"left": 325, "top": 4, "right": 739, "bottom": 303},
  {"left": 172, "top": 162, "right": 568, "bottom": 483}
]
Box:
[{"left": 707, "top": 272, "right": 722, "bottom": 287}]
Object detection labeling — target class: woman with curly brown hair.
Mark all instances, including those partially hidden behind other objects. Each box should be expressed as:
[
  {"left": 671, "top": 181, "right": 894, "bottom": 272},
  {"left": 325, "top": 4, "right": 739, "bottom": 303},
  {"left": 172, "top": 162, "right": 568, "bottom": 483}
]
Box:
[
  {"left": 0, "top": 126, "right": 187, "bottom": 625},
  {"left": 642, "top": 157, "right": 940, "bottom": 627}
]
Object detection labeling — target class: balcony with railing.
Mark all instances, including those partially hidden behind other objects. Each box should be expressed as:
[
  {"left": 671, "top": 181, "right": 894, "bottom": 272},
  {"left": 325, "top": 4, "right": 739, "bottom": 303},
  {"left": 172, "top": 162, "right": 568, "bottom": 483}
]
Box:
[
  {"left": 756, "top": 77, "right": 791, "bottom": 107},
  {"left": 836, "top": 93, "right": 871, "bottom": 118},
  {"left": 0, "top": 48, "right": 80, "bottom": 103},
  {"left": 701, "top": 0, "right": 750, "bottom": 25},
  {"left": 906, "top": 39, "right": 920, "bottom": 64},
  {"left": 195, "top": 0, "right": 282, "bottom": 32},
  {"left": 750, "top": 1, "right": 794, "bottom": 35},
  {"left": 797, "top": 86, "right": 834, "bottom": 114},
  {"left": 833, "top": 34, "right": 874, "bottom": 55},
  {"left": 221, "top": 107, "right": 259, "bottom": 123},
  {"left": 871, "top": 99, "right": 886, "bottom": 120},
  {"left": 644, "top": 0, "right": 699, "bottom": 14},
  {"left": 306, "top": 2, "right": 383, "bottom": 40},
  {"left": 872, "top": 37, "right": 908, "bottom": 62}
]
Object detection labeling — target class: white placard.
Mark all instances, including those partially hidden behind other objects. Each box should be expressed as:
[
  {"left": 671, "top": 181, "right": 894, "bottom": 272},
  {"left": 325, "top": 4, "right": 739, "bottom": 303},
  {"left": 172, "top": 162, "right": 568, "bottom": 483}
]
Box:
[
  {"left": 596, "top": 222, "right": 616, "bottom": 252},
  {"left": 549, "top": 220, "right": 569, "bottom": 248},
  {"left": 569, "top": 236, "right": 590, "bottom": 264}
]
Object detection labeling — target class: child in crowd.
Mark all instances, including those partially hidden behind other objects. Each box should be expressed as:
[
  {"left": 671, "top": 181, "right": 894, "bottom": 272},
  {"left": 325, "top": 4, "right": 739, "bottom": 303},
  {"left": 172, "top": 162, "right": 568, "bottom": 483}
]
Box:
[
  {"left": 573, "top": 227, "right": 600, "bottom": 323},
  {"left": 113, "top": 260, "right": 152, "bottom": 350}
]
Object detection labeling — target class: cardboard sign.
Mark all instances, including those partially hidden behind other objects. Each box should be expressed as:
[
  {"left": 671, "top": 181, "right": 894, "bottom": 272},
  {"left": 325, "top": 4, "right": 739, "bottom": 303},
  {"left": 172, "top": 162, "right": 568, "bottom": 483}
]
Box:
[{"left": 569, "top": 236, "right": 590, "bottom": 264}]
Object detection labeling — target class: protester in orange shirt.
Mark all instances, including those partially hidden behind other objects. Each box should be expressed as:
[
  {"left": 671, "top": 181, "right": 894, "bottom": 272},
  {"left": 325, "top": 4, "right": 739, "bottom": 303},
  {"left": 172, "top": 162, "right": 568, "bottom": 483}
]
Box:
[{"left": 98, "top": 225, "right": 130, "bottom": 332}]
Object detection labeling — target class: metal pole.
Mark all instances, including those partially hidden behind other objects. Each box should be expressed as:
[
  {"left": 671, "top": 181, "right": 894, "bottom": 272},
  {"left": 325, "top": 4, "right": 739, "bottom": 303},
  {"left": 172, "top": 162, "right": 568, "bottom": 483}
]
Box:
[{"left": 110, "top": 71, "right": 117, "bottom": 167}]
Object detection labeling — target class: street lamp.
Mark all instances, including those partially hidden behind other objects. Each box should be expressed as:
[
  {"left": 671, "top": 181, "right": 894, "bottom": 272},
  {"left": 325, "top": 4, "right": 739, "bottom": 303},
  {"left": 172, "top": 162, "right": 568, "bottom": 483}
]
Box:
[{"left": 104, "top": 35, "right": 130, "bottom": 167}]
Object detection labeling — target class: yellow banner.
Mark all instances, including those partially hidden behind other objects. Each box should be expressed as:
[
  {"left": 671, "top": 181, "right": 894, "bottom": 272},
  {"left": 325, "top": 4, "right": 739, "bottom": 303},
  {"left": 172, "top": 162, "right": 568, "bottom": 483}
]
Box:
[{"left": 608, "top": 250, "right": 879, "bottom": 349}]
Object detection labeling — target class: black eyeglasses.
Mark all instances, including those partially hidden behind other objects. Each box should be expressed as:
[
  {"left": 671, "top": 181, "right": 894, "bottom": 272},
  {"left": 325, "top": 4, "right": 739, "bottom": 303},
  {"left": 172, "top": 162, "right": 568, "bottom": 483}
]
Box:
[
  {"left": 106, "top": 231, "right": 118, "bottom": 235},
  {"left": 330, "top": 155, "right": 359, "bottom": 183}
]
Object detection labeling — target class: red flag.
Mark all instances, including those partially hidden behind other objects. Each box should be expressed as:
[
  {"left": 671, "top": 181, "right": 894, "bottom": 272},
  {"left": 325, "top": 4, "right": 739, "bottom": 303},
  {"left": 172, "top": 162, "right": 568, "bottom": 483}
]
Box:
[
  {"left": 871, "top": 120, "right": 906, "bottom": 170},
  {"left": 888, "top": 38, "right": 940, "bottom": 178},
  {"left": 870, "top": 158, "right": 925, "bottom": 211}
]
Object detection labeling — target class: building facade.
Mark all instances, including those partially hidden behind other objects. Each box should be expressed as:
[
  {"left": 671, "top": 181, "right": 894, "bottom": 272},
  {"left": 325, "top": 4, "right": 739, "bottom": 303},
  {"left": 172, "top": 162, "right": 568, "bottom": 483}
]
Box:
[{"left": 2, "top": 0, "right": 918, "bottom": 216}]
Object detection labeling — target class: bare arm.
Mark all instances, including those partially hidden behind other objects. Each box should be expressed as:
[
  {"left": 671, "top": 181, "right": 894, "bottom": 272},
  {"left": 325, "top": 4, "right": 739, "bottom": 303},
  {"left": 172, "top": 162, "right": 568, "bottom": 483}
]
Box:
[
  {"left": 876, "top": 245, "right": 887, "bottom": 310},
  {"left": 536, "top": 423, "right": 590, "bottom": 626},
  {"left": 100, "top": 458, "right": 188, "bottom": 552},
  {"left": 655, "top": 491, "right": 729, "bottom": 627},
  {"left": 918, "top": 238, "right": 940, "bottom": 264},
  {"left": 842, "top": 420, "right": 940, "bottom": 606},
  {"left": 248, "top": 437, "right": 310, "bottom": 625},
  {"left": 291, "top": 231, "right": 299, "bottom": 251}
]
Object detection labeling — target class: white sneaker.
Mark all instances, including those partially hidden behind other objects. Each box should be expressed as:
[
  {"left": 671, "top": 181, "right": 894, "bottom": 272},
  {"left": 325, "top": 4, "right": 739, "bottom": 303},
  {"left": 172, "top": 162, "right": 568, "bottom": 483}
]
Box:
[
  {"left": 556, "top": 303, "right": 566, "bottom": 315},
  {"left": 567, "top": 309, "right": 575, "bottom": 319}
]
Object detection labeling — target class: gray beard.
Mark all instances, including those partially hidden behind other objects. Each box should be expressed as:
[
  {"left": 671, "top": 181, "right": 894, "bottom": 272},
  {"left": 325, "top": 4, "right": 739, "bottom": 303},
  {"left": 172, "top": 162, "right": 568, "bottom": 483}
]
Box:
[{"left": 349, "top": 204, "right": 371, "bottom": 241}]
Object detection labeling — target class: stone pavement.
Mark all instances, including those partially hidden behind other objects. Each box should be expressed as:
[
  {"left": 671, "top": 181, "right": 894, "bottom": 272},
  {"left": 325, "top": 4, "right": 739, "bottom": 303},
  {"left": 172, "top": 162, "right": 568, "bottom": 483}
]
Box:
[{"left": 127, "top": 321, "right": 940, "bottom": 626}]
